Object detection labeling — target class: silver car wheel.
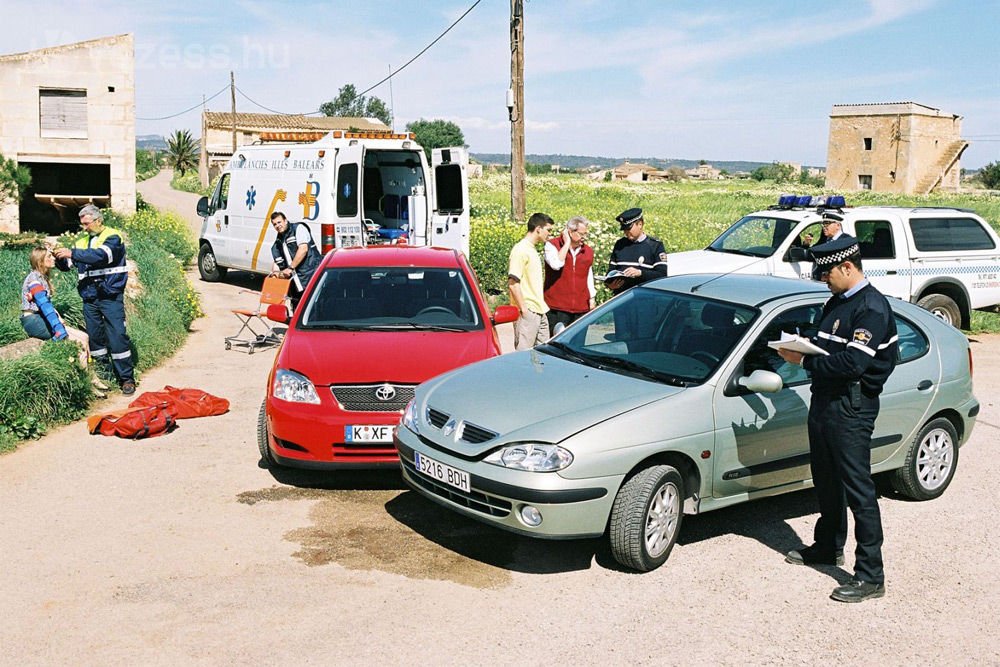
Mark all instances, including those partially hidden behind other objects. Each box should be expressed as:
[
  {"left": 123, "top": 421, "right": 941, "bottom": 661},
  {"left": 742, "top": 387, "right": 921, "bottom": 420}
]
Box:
[
  {"left": 916, "top": 426, "right": 954, "bottom": 492},
  {"left": 645, "top": 482, "right": 680, "bottom": 558}
]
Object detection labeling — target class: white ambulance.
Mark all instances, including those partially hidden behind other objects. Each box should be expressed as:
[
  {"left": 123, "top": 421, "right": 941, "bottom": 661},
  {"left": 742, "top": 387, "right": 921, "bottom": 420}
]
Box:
[
  {"left": 196, "top": 130, "right": 470, "bottom": 281},
  {"left": 666, "top": 195, "right": 1000, "bottom": 328}
]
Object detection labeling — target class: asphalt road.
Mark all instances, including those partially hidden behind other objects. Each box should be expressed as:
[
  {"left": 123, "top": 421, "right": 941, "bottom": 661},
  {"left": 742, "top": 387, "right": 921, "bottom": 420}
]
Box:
[{"left": 0, "top": 171, "right": 998, "bottom": 665}]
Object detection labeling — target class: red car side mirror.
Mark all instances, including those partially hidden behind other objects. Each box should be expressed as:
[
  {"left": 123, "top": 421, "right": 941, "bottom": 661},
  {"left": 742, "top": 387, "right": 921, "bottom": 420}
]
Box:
[
  {"left": 492, "top": 304, "right": 519, "bottom": 325},
  {"left": 266, "top": 303, "right": 290, "bottom": 323}
]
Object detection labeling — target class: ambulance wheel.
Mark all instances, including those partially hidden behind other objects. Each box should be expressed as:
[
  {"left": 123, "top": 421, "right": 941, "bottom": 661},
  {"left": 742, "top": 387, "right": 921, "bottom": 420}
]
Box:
[
  {"left": 917, "top": 294, "right": 960, "bottom": 328},
  {"left": 257, "top": 398, "right": 276, "bottom": 467},
  {"left": 198, "top": 244, "right": 228, "bottom": 282}
]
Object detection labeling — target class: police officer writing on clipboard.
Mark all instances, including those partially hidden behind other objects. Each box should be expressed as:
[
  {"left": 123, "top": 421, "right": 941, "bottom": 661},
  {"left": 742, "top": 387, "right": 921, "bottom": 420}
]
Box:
[
  {"left": 604, "top": 208, "right": 668, "bottom": 294},
  {"left": 776, "top": 235, "right": 898, "bottom": 603}
]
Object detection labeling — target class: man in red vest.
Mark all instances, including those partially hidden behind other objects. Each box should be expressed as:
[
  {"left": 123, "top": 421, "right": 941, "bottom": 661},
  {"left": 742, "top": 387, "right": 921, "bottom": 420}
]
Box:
[{"left": 543, "top": 216, "right": 596, "bottom": 331}]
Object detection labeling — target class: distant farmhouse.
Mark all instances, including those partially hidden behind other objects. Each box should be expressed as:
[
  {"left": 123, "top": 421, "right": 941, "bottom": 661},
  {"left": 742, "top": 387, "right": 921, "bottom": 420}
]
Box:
[
  {"left": 825, "top": 102, "right": 967, "bottom": 194},
  {"left": 200, "top": 112, "right": 388, "bottom": 187},
  {"left": 0, "top": 34, "right": 135, "bottom": 233}
]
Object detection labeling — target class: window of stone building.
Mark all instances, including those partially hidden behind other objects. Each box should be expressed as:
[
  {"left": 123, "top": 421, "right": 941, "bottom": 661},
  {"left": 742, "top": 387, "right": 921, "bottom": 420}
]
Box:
[
  {"left": 39, "top": 88, "right": 88, "bottom": 139},
  {"left": 858, "top": 174, "right": 873, "bottom": 190},
  {"left": 863, "top": 137, "right": 873, "bottom": 150}
]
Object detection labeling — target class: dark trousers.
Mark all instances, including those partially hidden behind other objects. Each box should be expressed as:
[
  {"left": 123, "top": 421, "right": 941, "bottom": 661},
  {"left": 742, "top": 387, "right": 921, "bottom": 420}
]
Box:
[
  {"left": 83, "top": 293, "right": 134, "bottom": 383},
  {"left": 546, "top": 309, "right": 585, "bottom": 332},
  {"left": 807, "top": 392, "right": 884, "bottom": 584}
]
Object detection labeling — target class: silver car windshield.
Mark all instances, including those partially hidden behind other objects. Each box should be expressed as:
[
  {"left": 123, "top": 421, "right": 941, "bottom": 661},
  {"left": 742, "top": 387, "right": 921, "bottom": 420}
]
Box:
[
  {"left": 298, "top": 267, "right": 482, "bottom": 331},
  {"left": 540, "top": 288, "right": 757, "bottom": 384},
  {"left": 708, "top": 215, "right": 801, "bottom": 257}
]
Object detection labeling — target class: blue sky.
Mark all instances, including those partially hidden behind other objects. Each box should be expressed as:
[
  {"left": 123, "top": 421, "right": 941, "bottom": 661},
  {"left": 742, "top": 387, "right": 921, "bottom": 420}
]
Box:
[{"left": 6, "top": 0, "right": 999, "bottom": 167}]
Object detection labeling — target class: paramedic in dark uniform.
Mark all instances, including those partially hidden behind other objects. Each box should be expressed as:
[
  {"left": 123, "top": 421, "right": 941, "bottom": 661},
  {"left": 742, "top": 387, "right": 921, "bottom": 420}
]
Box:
[
  {"left": 269, "top": 211, "right": 322, "bottom": 310},
  {"left": 776, "top": 235, "right": 898, "bottom": 603},
  {"left": 605, "top": 208, "right": 668, "bottom": 295},
  {"left": 53, "top": 204, "right": 136, "bottom": 395}
]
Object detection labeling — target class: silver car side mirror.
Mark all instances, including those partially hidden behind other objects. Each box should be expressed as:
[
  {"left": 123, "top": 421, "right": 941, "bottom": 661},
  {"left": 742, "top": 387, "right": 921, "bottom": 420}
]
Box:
[{"left": 738, "top": 369, "right": 784, "bottom": 393}]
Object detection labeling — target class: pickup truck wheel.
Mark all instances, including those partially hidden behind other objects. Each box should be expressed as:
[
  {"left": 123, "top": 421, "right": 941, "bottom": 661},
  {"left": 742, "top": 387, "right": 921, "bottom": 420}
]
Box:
[
  {"left": 198, "top": 244, "right": 228, "bottom": 282},
  {"left": 891, "top": 417, "right": 958, "bottom": 500},
  {"left": 609, "top": 464, "right": 684, "bottom": 572},
  {"left": 257, "top": 398, "right": 276, "bottom": 467},
  {"left": 916, "top": 294, "right": 960, "bottom": 327}
]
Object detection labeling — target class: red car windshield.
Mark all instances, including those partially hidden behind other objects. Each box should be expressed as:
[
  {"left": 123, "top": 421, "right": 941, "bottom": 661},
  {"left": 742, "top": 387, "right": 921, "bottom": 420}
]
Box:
[{"left": 298, "top": 267, "right": 483, "bottom": 330}]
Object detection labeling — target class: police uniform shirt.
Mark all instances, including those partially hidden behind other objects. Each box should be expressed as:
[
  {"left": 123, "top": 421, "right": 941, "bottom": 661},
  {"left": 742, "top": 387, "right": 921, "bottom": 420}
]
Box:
[
  {"left": 608, "top": 235, "right": 668, "bottom": 293},
  {"left": 803, "top": 281, "right": 898, "bottom": 397}
]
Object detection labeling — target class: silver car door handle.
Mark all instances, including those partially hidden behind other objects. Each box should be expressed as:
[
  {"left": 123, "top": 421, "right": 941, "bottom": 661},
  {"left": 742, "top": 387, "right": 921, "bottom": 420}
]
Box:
[{"left": 917, "top": 380, "right": 933, "bottom": 390}]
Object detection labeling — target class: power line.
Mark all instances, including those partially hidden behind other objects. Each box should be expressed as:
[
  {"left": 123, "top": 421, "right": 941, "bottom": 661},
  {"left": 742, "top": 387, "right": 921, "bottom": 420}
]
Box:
[
  {"left": 220, "top": 0, "right": 483, "bottom": 118},
  {"left": 136, "top": 84, "right": 229, "bottom": 121}
]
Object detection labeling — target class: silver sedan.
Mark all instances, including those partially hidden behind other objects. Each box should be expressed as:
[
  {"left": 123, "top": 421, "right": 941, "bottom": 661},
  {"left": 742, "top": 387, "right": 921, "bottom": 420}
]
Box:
[{"left": 395, "top": 274, "right": 978, "bottom": 572}]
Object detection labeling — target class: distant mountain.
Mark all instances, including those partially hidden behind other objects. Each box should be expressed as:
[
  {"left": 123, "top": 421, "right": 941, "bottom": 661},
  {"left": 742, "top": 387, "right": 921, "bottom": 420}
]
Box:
[
  {"left": 471, "top": 153, "right": 812, "bottom": 174},
  {"left": 137, "top": 135, "right": 168, "bottom": 150}
]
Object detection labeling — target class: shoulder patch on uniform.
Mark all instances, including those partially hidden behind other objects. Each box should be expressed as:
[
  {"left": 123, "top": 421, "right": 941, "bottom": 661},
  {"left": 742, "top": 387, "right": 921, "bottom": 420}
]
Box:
[{"left": 853, "top": 328, "right": 873, "bottom": 345}]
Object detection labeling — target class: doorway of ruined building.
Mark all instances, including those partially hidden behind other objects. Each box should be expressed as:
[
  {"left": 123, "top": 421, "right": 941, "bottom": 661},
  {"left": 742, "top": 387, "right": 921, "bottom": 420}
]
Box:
[{"left": 17, "top": 161, "right": 110, "bottom": 234}]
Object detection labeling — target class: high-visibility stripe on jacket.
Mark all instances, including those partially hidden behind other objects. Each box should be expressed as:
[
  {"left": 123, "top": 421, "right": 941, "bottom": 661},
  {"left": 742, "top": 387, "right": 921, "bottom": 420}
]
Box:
[{"left": 66, "top": 226, "right": 129, "bottom": 299}]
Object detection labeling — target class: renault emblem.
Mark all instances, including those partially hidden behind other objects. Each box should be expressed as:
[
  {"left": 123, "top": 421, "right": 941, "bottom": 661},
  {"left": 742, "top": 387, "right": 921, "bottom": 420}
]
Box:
[
  {"left": 442, "top": 417, "right": 458, "bottom": 437},
  {"left": 375, "top": 384, "right": 396, "bottom": 402}
]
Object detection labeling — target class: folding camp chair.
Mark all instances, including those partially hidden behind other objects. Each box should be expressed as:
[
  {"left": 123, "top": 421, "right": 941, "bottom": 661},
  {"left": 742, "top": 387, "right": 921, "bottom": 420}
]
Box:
[{"left": 224, "top": 276, "right": 290, "bottom": 354}]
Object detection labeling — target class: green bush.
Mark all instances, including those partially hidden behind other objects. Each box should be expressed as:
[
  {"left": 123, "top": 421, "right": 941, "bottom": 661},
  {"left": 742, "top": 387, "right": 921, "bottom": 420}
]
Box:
[
  {"left": 171, "top": 169, "right": 215, "bottom": 197},
  {"left": 136, "top": 149, "right": 161, "bottom": 182},
  {"left": 0, "top": 340, "right": 91, "bottom": 452},
  {"left": 0, "top": 205, "right": 201, "bottom": 454}
]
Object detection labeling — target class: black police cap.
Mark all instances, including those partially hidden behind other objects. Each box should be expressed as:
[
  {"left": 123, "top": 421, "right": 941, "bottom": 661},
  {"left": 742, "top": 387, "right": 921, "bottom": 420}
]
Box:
[{"left": 616, "top": 207, "right": 643, "bottom": 230}]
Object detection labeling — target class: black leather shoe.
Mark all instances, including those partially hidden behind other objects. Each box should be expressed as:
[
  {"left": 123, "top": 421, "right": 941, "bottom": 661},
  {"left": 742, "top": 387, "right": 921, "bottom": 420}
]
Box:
[
  {"left": 121, "top": 380, "right": 136, "bottom": 396},
  {"left": 785, "top": 545, "right": 844, "bottom": 566},
  {"left": 831, "top": 579, "right": 885, "bottom": 603}
]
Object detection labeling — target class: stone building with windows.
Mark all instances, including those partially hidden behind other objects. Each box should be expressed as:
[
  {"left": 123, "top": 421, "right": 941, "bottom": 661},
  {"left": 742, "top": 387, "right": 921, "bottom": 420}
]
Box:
[
  {"left": 199, "top": 112, "right": 388, "bottom": 187},
  {"left": 0, "top": 34, "right": 135, "bottom": 233},
  {"left": 825, "top": 102, "right": 967, "bottom": 195}
]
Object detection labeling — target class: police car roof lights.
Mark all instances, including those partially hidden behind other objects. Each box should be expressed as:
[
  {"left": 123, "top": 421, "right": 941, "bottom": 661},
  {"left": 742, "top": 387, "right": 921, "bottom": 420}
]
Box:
[{"left": 773, "top": 194, "right": 847, "bottom": 210}]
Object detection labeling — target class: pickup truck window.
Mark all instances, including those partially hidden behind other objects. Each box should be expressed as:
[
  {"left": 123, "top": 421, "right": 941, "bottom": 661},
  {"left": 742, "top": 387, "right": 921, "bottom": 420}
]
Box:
[
  {"left": 909, "top": 217, "right": 995, "bottom": 251},
  {"left": 709, "top": 215, "right": 798, "bottom": 257},
  {"left": 855, "top": 220, "right": 895, "bottom": 259}
]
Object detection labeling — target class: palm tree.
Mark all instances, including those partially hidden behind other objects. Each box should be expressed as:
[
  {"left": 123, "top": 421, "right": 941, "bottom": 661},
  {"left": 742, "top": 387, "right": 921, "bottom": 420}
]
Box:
[{"left": 165, "top": 129, "right": 199, "bottom": 176}]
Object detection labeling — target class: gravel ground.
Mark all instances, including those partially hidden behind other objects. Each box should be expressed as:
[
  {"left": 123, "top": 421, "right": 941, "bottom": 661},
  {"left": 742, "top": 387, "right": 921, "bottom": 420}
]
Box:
[{"left": 0, "top": 171, "right": 998, "bottom": 665}]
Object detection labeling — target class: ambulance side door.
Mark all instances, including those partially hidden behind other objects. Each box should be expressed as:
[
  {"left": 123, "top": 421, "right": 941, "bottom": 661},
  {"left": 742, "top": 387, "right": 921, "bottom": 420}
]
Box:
[{"left": 431, "top": 147, "right": 470, "bottom": 256}]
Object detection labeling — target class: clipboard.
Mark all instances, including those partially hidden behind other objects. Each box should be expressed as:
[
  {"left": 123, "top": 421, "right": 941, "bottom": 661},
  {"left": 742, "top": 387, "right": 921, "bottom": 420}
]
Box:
[{"left": 767, "top": 331, "right": 828, "bottom": 356}]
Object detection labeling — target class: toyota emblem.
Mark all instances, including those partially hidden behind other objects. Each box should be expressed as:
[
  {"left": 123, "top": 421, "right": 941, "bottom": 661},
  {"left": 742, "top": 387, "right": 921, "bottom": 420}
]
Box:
[{"left": 375, "top": 384, "right": 396, "bottom": 402}]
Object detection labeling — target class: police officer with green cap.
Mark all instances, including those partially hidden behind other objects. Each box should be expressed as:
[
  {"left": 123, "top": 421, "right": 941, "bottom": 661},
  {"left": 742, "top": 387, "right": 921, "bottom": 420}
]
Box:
[
  {"left": 777, "top": 234, "right": 898, "bottom": 603},
  {"left": 605, "top": 208, "right": 668, "bottom": 295}
]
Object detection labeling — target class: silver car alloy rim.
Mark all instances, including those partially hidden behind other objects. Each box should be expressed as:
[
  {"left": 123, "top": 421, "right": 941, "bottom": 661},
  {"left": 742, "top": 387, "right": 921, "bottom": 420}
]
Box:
[
  {"left": 645, "top": 482, "right": 680, "bottom": 558},
  {"left": 917, "top": 427, "right": 954, "bottom": 491}
]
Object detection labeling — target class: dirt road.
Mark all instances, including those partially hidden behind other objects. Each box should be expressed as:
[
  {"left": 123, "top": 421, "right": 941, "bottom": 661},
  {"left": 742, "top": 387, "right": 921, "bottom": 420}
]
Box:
[{"left": 1, "top": 171, "right": 999, "bottom": 664}]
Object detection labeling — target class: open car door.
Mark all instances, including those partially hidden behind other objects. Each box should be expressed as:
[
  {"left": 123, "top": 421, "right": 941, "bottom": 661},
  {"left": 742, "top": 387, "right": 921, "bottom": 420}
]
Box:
[{"left": 430, "top": 147, "right": 470, "bottom": 255}]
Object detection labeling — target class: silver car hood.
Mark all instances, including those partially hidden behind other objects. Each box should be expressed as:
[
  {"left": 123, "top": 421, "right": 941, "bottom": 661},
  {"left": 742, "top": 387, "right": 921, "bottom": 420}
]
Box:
[{"left": 417, "top": 348, "right": 683, "bottom": 456}]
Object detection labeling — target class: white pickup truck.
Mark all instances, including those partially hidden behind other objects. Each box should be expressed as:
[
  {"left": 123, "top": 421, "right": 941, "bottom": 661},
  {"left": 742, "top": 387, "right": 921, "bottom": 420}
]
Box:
[{"left": 666, "top": 195, "right": 1000, "bottom": 328}]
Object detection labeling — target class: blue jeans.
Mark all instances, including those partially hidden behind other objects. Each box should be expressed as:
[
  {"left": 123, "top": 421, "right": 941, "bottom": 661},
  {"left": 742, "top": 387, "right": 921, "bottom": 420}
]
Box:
[{"left": 20, "top": 313, "right": 53, "bottom": 340}]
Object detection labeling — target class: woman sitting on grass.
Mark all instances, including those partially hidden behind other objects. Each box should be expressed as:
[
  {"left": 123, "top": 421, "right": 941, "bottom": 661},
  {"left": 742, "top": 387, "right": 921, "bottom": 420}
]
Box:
[{"left": 20, "top": 245, "right": 108, "bottom": 392}]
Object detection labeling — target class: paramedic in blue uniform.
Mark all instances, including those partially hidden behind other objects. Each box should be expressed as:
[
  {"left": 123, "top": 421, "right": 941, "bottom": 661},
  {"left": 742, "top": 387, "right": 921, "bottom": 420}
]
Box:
[
  {"left": 53, "top": 204, "right": 136, "bottom": 395},
  {"left": 604, "top": 208, "right": 668, "bottom": 295},
  {"left": 776, "top": 235, "right": 898, "bottom": 603},
  {"left": 269, "top": 212, "right": 322, "bottom": 310}
]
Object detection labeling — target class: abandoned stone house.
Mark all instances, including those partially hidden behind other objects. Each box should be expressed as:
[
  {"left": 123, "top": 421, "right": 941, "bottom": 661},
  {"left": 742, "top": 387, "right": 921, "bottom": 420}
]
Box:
[
  {"left": 199, "top": 112, "right": 388, "bottom": 187},
  {"left": 0, "top": 34, "right": 136, "bottom": 234},
  {"left": 825, "top": 102, "right": 967, "bottom": 194}
]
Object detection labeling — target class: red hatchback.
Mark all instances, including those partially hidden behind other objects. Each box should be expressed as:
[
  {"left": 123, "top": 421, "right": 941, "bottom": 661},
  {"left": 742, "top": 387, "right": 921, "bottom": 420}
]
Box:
[{"left": 258, "top": 246, "right": 518, "bottom": 469}]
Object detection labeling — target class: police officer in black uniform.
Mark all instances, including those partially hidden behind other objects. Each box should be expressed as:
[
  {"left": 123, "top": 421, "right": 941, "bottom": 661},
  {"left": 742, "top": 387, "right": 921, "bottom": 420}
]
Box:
[
  {"left": 777, "top": 235, "right": 898, "bottom": 603},
  {"left": 269, "top": 211, "right": 322, "bottom": 310},
  {"left": 605, "top": 208, "right": 668, "bottom": 295}
]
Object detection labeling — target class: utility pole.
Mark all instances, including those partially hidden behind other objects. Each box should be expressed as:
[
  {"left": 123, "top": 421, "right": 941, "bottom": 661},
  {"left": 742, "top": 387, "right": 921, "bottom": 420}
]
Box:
[
  {"left": 230, "top": 71, "right": 237, "bottom": 153},
  {"left": 509, "top": 0, "right": 525, "bottom": 222}
]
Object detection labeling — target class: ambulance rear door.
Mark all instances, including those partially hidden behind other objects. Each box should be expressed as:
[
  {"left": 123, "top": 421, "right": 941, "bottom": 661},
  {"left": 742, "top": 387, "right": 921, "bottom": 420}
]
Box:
[
  {"left": 430, "top": 147, "right": 470, "bottom": 255},
  {"left": 332, "top": 142, "right": 366, "bottom": 248}
]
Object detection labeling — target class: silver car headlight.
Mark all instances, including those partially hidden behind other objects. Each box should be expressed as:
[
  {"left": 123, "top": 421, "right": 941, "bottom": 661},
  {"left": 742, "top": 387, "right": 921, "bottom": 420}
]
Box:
[
  {"left": 402, "top": 399, "right": 419, "bottom": 434},
  {"left": 272, "top": 369, "right": 321, "bottom": 404},
  {"left": 484, "top": 443, "right": 573, "bottom": 472}
]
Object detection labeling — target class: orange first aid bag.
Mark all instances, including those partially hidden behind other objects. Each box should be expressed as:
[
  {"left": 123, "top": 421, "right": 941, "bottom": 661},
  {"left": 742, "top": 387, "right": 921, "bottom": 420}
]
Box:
[
  {"left": 128, "top": 386, "right": 230, "bottom": 419},
  {"left": 87, "top": 403, "right": 177, "bottom": 439}
]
